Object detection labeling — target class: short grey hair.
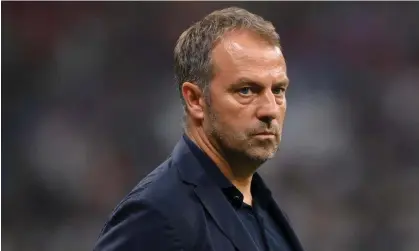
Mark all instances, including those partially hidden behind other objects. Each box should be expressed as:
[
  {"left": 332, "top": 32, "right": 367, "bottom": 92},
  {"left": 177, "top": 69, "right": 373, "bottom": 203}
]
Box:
[{"left": 174, "top": 6, "right": 280, "bottom": 108}]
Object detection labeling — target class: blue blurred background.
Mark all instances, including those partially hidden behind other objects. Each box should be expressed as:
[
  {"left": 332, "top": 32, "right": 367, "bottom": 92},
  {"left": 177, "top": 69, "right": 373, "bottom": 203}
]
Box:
[{"left": 2, "top": 2, "right": 419, "bottom": 251}]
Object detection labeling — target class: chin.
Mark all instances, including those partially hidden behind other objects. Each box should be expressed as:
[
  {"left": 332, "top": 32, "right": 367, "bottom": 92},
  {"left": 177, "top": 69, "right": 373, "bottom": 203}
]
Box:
[{"left": 246, "top": 148, "right": 277, "bottom": 163}]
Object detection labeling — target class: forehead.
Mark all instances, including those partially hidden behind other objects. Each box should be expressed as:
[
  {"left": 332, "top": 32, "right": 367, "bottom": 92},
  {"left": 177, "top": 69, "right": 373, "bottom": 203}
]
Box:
[{"left": 211, "top": 30, "right": 287, "bottom": 83}]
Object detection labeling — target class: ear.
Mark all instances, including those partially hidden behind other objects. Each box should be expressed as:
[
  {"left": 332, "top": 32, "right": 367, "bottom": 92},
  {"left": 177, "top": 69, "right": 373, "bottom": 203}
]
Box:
[{"left": 182, "top": 82, "right": 205, "bottom": 120}]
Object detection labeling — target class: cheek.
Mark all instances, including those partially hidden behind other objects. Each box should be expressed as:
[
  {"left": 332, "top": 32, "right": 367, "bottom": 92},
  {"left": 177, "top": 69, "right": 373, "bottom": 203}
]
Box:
[
  {"left": 211, "top": 95, "right": 243, "bottom": 119},
  {"left": 278, "top": 103, "right": 287, "bottom": 130},
  {"left": 279, "top": 97, "right": 287, "bottom": 113},
  {"left": 211, "top": 108, "right": 248, "bottom": 134},
  {"left": 281, "top": 103, "right": 287, "bottom": 115},
  {"left": 209, "top": 91, "right": 253, "bottom": 127}
]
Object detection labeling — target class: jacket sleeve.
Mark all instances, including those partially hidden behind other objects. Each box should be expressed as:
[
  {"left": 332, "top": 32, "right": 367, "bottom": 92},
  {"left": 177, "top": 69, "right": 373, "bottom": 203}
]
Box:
[{"left": 93, "top": 198, "right": 184, "bottom": 251}]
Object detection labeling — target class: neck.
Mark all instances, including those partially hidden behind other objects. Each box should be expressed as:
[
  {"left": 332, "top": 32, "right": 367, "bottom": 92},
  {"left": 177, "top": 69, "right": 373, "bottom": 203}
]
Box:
[{"left": 185, "top": 125, "right": 254, "bottom": 205}]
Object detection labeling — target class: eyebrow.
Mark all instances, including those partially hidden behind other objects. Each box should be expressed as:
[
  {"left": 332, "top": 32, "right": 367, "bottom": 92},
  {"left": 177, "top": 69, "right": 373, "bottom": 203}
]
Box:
[{"left": 231, "top": 77, "right": 289, "bottom": 89}]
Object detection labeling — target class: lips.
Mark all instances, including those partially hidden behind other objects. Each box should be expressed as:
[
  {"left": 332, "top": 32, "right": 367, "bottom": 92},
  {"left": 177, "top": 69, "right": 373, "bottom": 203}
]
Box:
[{"left": 254, "top": 132, "right": 276, "bottom": 136}]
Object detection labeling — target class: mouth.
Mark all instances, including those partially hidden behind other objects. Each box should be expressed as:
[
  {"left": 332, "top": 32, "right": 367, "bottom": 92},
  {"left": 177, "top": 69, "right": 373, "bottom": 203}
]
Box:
[
  {"left": 256, "top": 132, "right": 275, "bottom": 135},
  {"left": 253, "top": 132, "right": 277, "bottom": 138},
  {"left": 254, "top": 131, "right": 276, "bottom": 136}
]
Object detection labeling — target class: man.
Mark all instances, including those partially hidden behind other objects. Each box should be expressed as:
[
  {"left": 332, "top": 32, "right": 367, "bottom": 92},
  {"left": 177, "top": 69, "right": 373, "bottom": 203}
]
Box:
[{"left": 94, "top": 7, "right": 304, "bottom": 251}]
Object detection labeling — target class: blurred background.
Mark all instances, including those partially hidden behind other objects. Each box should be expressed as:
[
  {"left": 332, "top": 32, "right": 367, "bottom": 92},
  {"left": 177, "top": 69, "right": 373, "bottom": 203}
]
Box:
[{"left": 2, "top": 2, "right": 419, "bottom": 251}]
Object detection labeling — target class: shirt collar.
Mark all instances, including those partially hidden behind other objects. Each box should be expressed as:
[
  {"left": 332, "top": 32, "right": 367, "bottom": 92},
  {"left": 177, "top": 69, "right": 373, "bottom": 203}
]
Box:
[{"left": 183, "top": 134, "right": 270, "bottom": 209}]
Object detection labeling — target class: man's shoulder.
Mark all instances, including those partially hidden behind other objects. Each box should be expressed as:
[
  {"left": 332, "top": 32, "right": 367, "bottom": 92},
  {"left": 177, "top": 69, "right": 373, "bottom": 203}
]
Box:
[
  {"left": 131, "top": 158, "right": 178, "bottom": 197},
  {"left": 102, "top": 156, "right": 196, "bottom": 224},
  {"left": 118, "top": 157, "right": 186, "bottom": 212},
  {"left": 97, "top": 156, "right": 201, "bottom": 247}
]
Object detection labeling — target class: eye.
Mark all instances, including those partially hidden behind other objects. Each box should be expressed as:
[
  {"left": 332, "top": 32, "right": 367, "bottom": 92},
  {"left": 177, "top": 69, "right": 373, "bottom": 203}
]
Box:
[
  {"left": 238, "top": 87, "right": 253, "bottom": 96},
  {"left": 272, "top": 87, "right": 286, "bottom": 95}
]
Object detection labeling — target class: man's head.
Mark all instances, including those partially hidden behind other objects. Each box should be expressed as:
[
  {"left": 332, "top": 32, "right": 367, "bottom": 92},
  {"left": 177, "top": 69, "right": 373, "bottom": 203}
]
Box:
[{"left": 174, "top": 7, "right": 288, "bottom": 169}]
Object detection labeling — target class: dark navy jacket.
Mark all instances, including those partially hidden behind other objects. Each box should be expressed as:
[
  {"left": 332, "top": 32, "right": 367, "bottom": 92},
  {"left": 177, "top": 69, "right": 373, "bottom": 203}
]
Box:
[{"left": 93, "top": 136, "right": 305, "bottom": 251}]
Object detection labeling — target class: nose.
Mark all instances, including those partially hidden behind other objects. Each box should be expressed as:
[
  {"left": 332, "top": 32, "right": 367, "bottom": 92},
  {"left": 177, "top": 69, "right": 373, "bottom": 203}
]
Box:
[{"left": 256, "top": 91, "right": 280, "bottom": 124}]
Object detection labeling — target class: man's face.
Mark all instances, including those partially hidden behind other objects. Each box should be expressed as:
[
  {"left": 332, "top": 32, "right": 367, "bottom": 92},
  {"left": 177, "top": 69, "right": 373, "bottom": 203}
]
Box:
[{"left": 203, "top": 30, "right": 289, "bottom": 166}]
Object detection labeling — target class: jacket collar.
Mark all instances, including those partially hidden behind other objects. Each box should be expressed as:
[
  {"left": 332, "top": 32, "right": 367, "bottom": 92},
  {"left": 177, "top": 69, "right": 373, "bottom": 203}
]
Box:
[
  {"left": 172, "top": 136, "right": 258, "bottom": 251},
  {"left": 171, "top": 136, "right": 304, "bottom": 251}
]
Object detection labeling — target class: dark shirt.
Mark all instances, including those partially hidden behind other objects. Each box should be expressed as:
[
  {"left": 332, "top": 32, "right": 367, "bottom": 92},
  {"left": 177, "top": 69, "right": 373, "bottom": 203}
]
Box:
[{"left": 183, "top": 134, "right": 292, "bottom": 251}]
